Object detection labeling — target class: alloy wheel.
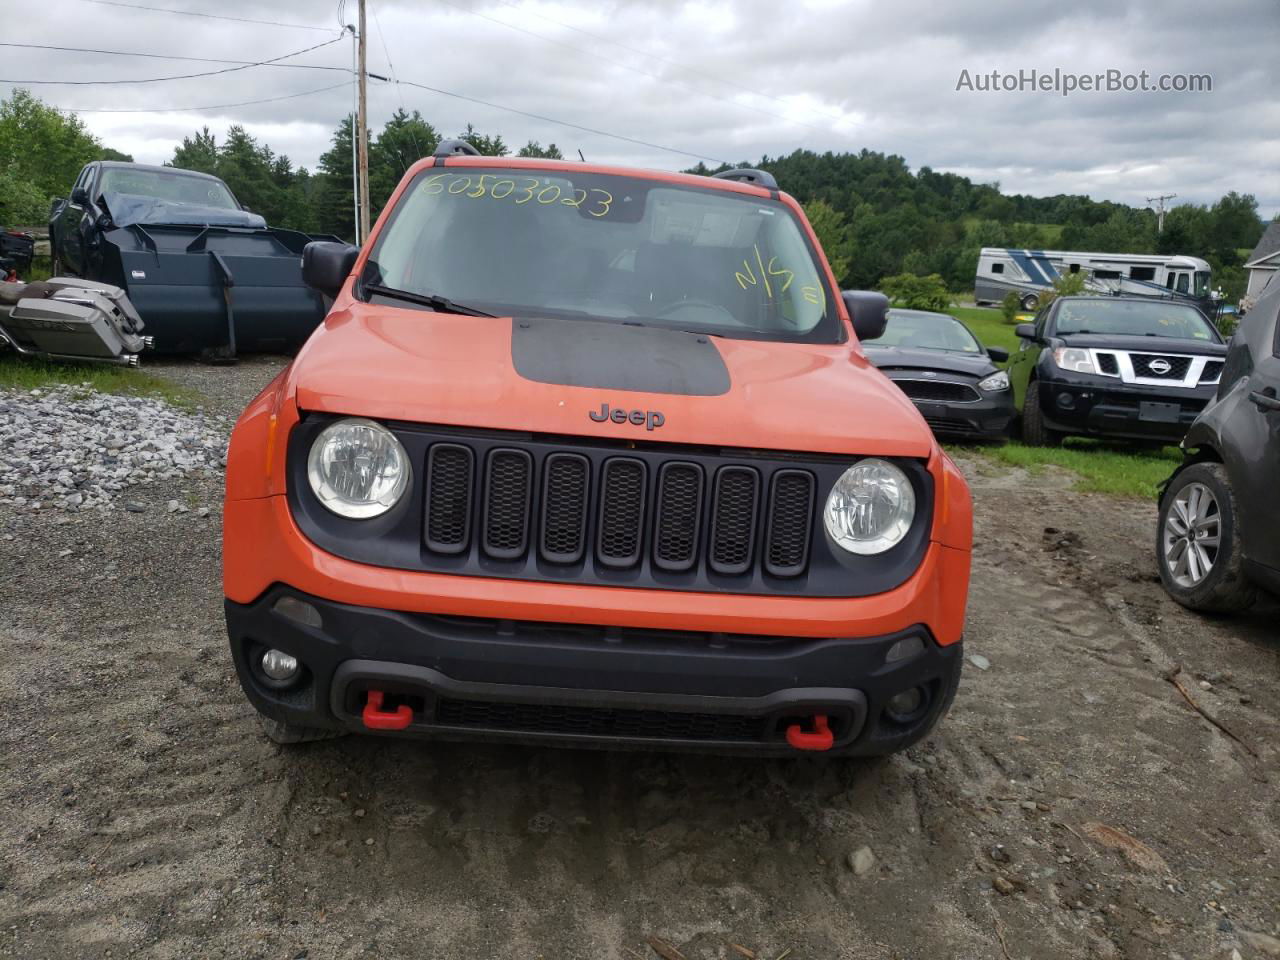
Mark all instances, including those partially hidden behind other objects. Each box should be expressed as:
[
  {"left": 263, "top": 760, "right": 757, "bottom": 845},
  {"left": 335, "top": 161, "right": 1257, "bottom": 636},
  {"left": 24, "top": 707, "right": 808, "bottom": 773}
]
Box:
[{"left": 1162, "top": 481, "right": 1222, "bottom": 588}]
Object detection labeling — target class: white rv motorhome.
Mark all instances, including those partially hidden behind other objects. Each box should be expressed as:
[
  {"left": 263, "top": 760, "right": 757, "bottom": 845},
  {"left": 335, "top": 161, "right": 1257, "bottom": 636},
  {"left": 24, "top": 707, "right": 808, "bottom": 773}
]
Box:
[{"left": 974, "top": 248, "right": 1213, "bottom": 311}]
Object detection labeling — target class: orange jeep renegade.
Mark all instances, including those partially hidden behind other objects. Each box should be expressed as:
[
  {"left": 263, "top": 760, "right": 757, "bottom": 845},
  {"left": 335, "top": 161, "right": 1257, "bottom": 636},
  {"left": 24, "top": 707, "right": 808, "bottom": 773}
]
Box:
[{"left": 222, "top": 140, "right": 973, "bottom": 756}]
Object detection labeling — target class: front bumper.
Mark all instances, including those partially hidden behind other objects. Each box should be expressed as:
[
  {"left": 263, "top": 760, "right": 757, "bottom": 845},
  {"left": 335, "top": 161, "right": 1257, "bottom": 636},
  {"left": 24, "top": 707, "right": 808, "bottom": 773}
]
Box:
[
  {"left": 1038, "top": 371, "right": 1214, "bottom": 443},
  {"left": 900, "top": 391, "right": 1015, "bottom": 441},
  {"left": 227, "top": 585, "right": 963, "bottom": 756}
]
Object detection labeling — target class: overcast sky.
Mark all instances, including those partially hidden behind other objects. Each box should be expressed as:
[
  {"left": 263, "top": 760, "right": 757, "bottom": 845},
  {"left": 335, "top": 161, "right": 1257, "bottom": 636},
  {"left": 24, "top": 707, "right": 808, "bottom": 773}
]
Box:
[{"left": 5, "top": 0, "right": 1278, "bottom": 216}]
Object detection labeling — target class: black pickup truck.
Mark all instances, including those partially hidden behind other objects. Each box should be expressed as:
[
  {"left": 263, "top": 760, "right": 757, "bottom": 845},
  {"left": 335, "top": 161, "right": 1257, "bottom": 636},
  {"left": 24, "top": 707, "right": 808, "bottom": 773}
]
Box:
[
  {"left": 48, "top": 161, "right": 332, "bottom": 356},
  {"left": 1008, "top": 296, "right": 1228, "bottom": 446}
]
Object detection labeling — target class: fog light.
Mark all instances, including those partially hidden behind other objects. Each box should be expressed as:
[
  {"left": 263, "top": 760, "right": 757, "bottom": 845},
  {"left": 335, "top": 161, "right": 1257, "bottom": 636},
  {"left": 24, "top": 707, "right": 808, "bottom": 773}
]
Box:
[
  {"left": 886, "top": 687, "right": 924, "bottom": 719},
  {"left": 1057, "top": 392, "right": 1076, "bottom": 409},
  {"left": 261, "top": 649, "right": 299, "bottom": 682}
]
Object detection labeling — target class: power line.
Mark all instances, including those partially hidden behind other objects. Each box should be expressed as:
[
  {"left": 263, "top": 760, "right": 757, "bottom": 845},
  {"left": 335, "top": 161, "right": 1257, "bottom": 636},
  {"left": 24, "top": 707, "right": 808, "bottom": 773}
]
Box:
[
  {"left": 0, "top": 40, "right": 349, "bottom": 73},
  {"left": 0, "top": 35, "right": 346, "bottom": 85},
  {"left": 395, "top": 78, "right": 731, "bottom": 165},
  {"left": 434, "top": 0, "right": 823, "bottom": 135},
  {"left": 76, "top": 0, "right": 333, "bottom": 32},
  {"left": 51, "top": 81, "right": 354, "bottom": 114},
  {"left": 369, "top": 0, "right": 426, "bottom": 160}
]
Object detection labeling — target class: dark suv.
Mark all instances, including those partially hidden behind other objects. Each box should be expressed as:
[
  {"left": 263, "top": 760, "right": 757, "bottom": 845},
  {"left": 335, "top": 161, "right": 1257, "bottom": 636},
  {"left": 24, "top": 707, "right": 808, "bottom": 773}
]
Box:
[
  {"left": 1008, "top": 296, "right": 1228, "bottom": 446},
  {"left": 1156, "top": 283, "right": 1280, "bottom": 611}
]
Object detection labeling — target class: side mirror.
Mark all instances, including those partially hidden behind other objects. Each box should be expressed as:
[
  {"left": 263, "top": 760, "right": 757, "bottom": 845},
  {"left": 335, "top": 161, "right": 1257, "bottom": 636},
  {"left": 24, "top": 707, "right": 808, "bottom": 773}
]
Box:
[
  {"left": 71, "top": 187, "right": 90, "bottom": 205},
  {"left": 987, "top": 346, "right": 1009, "bottom": 363},
  {"left": 1014, "top": 323, "right": 1037, "bottom": 340},
  {"left": 303, "top": 241, "right": 359, "bottom": 299},
  {"left": 842, "top": 290, "right": 889, "bottom": 342}
]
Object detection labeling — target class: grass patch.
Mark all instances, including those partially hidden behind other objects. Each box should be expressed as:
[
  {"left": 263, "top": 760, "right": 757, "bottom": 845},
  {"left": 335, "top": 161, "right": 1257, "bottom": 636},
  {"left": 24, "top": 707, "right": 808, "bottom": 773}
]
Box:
[
  {"left": 949, "top": 305, "right": 1022, "bottom": 358},
  {"left": 953, "top": 437, "right": 1182, "bottom": 499},
  {"left": 0, "top": 353, "right": 199, "bottom": 409}
]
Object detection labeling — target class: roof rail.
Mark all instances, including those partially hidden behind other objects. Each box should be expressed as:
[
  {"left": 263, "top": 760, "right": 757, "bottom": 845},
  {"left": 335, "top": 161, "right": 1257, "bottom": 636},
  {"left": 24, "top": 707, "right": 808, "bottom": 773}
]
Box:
[
  {"left": 434, "top": 139, "right": 481, "bottom": 158},
  {"left": 711, "top": 168, "right": 778, "bottom": 190}
]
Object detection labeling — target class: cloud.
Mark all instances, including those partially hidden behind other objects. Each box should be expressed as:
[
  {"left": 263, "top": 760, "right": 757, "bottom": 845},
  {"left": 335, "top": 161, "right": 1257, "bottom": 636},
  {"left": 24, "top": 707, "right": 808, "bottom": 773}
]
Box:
[{"left": 3, "top": 0, "right": 1275, "bottom": 215}]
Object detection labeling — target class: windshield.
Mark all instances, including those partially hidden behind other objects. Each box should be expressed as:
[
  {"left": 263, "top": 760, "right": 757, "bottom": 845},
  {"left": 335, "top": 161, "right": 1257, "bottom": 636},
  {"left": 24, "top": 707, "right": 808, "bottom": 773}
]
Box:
[
  {"left": 98, "top": 168, "right": 239, "bottom": 210},
  {"left": 362, "top": 167, "right": 838, "bottom": 342},
  {"left": 1194, "top": 271, "right": 1211, "bottom": 298},
  {"left": 864, "top": 311, "right": 983, "bottom": 353},
  {"left": 1055, "top": 299, "right": 1220, "bottom": 342}
]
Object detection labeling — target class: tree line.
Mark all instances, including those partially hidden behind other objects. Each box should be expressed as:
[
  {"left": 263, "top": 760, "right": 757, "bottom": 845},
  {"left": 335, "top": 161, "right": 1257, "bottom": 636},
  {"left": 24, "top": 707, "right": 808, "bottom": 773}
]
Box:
[{"left": 0, "top": 89, "right": 1268, "bottom": 301}]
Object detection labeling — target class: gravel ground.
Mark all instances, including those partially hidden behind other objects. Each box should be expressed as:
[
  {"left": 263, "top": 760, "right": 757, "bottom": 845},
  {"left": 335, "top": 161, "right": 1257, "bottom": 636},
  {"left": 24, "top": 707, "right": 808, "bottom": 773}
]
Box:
[{"left": 1, "top": 357, "right": 1278, "bottom": 960}]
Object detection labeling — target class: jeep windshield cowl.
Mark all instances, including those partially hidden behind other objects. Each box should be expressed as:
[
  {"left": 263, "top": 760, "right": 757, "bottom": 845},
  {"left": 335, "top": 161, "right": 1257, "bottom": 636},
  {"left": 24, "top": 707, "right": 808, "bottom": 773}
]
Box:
[{"left": 358, "top": 166, "right": 842, "bottom": 344}]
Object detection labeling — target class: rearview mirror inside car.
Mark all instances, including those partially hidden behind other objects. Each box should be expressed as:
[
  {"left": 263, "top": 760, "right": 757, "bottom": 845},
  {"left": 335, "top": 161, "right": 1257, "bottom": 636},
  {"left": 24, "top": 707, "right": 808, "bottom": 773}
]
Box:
[
  {"left": 987, "top": 346, "right": 1009, "bottom": 362},
  {"left": 842, "top": 290, "right": 890, "bottom": 341},
  {"left": 303, "top": 241, "right": 360, "bottom": 299},
  {"left": 1014, "top": 323, "right": 1037, "bottom": 340}
]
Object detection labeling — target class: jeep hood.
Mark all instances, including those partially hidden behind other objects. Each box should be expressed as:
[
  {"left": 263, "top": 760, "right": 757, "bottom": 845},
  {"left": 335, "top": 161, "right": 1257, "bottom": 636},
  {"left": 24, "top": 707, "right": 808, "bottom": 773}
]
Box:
[{"left": 291, "top": 306, "right": 933, "bottom": 458}]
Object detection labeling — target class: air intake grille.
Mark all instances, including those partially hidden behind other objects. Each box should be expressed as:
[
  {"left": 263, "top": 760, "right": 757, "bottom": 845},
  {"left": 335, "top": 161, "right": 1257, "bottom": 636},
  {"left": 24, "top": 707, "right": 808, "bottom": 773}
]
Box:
[
  {"left": 1098, "top": 353, "right": 1120, "bottom": 375},
  {"left": 894, "top": 379, "right": 981, "bottom": 402},
  {"left": 1133, "top": 354, "right": 1191, "bottom": 379},
  {"left": 482, "top": 449, "right": 532, "bottom": 558},
  {"left": 540, "top": 454, "right": 589, "bottom": 564},
  {"left": 424, "top": 444, "right": 474, "bottom": 554},
  {"left": 1199, "top": 360, "right": 1224, "bottom": 384},
  {"left": 710, "top": 467, "right": 760, "bottom": 575},
  {"left": 653, "top": 462, "right": 704, "bottom": 571},
  {"left": 436, "top": 698, "right": 766, "bottom": 742},
  {"left": 596, "top": 458, "right": 647, "bottom": 568},
  {"left": 765, "top": 470, "right": 815, "bottom": 577}
]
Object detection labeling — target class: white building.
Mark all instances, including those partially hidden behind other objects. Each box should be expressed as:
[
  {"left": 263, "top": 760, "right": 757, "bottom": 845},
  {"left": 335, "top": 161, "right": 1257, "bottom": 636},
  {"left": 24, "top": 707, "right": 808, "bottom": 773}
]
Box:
[{"left": 1244, "top": 222, "right": 1280, "bottom": 300}]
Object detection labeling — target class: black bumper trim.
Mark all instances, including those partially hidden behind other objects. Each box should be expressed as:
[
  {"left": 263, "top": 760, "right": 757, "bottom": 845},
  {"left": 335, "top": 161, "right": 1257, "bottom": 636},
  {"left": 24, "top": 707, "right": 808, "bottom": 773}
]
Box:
[{"left": 226, "top": 585, "right": 962, "bottom": 756}]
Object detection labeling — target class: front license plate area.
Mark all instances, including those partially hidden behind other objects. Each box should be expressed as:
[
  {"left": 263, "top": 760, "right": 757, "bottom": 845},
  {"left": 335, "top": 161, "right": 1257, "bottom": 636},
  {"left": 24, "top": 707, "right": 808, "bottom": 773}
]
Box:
[
  {"left": 1139, "top": 401, "right": 1181, "bottom": 423},
  {"left": 914, "top": 401, "right": 949, "bottom": 418}
]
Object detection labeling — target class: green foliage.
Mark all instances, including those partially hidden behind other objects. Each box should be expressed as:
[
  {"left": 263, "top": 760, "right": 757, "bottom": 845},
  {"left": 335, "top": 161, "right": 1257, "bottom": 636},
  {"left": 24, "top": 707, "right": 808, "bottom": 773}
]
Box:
[
  {"left": 518, "top": 140, "right": 564, "bottom": 159},
  {"left": 1000, "top": 291, "right": 1021, "bottom": 324},
  {"left": 1037, "top": 270, "right": 1090, "bottom": 311},
  {"left": 802, "top": 199, "right": 852, "bottom": 284},
  {"left": 457, "top": 124, "right": 508, "bottom": 157},
  {"left": 879, "top": 272, "right": 951, "bottom": 311},
  {"left": 0, "top": 89, "right": 129, "bottom": 224},
  {"left": 0, "top": 353, "right": 199, "bottom": 408}
]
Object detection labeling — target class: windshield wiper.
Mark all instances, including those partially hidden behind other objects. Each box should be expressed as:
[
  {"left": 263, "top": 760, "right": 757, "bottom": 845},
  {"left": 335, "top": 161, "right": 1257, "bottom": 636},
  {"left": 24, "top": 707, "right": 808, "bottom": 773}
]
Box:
[{"left": 364, "top": 283, "right": 496, "bottom": 318}]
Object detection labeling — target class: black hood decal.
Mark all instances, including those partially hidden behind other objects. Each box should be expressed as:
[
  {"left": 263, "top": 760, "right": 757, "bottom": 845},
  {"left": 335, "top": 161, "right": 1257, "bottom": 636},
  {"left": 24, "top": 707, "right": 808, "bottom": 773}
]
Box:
[{"left": 511, "top": 316, "right": 731, "bottom": 396}]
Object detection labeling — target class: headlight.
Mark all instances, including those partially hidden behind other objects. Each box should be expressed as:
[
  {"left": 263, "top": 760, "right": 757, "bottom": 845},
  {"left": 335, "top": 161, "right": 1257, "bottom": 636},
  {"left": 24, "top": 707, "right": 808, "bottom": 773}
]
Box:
[
  {"left": 823, "top": 459, "right": 916, "bottom": 555},
  {"left": 306, "top": 418, "right": 410, "bottom": 519},
  {"left": 978, "top": 370, "right": 1010, "bottom": 392},
  {"left": 1051, "top": 347, "right": 1096, "bottom": 374}
]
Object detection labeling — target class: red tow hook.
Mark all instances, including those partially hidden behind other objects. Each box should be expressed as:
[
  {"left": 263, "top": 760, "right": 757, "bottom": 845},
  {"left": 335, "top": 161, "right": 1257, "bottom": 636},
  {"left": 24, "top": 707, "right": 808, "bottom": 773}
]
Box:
[
  {"left": 786, "top": 714, "right": 834, "bottom": 752},
  {"left": 361, "top": 689, "right": 413, "bottom": 731}
]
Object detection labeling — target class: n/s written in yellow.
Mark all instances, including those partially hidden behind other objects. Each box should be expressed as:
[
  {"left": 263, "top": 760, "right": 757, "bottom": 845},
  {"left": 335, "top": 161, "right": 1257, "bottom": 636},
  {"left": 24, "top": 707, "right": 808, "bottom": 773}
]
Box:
[{"left": 734, "top": 244, "right": 822, "bottom": 304}]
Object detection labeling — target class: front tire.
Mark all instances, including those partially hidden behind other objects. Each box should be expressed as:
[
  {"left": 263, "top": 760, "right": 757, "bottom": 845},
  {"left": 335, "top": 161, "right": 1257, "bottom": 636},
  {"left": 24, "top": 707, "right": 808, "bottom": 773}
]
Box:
[
  {"left": 1157, "top": 462, "right": 1255, "bottom": 613},
  {"left": 1020, "top": 381, "right": 1063, "bottom": 447}
]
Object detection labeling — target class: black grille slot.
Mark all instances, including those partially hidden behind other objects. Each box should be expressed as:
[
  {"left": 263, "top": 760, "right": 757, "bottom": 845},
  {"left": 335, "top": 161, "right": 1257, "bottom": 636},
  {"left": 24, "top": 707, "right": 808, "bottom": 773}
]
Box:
[
  {"left": 764, "top": 470, "right": 814, "bottom": 578},
  {"left": 1098, "top": 353, "right": 1120, "bottom": 375},
  {"left": 596, "top": 458, "right": 647, "bottom": 568},
  {"left": 540, "top": 454, "right": 589, "bottom": 564},
  {"left": 710, "top": 467, "right": 760, "bottom": 575},
  {"left": 894, "top": 379, "right": 980, "bottom": 402},
  {"left": 653, "top": 462, "right": 704, "bottom": 572},
  {"left": 424, "top": 443, "right": 474, "bottom": 554},
  {"left": 436, "top": 698, "right": 766, "bottom": 742},
  {"left": 482, "top": 448, "right": 533, "bottom": 559},
  {"left": 1133, "top": 354, "right": 1191, "bottom": 379},
  {"left": 1200, "top": 360, "right": 1224, "bottom": 383}
]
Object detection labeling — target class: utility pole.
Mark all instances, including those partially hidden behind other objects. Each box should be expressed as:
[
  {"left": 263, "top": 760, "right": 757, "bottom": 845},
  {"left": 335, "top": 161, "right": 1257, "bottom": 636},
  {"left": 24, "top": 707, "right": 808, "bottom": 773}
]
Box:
[
  {"left": 357, "top": 0, "right": 371, "bottom": 243},
  {"left": 347, "top": 24, "right": 358, "bottom": 243},
  {"left": 1147, "top": 193, "right": 1177, "bottom": 233}
]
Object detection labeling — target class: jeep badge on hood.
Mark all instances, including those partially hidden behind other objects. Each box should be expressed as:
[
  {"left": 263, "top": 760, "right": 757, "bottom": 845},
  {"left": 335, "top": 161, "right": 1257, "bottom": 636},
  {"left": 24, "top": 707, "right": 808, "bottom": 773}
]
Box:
[{"left": 589, "top": 403, "right": 665, "bottom": 431}]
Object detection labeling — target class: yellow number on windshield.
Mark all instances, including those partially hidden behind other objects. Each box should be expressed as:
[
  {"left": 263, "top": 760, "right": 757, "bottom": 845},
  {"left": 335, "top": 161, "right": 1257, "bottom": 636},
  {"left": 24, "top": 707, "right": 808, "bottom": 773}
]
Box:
[
  {"left": 562, "top": 188, "right": 587, "bottom": 208},
  {"left": 467, "top": 174, "right": 490, "bottom": 198},
  {"left": 423, "top": 173, "right": 449, "bottom": 194},
  {"left": 587, "top": 189, "right": 613, "bottom": 217},
  {"left": 514, "top": 178, "right": 540, "bottom": 204}
]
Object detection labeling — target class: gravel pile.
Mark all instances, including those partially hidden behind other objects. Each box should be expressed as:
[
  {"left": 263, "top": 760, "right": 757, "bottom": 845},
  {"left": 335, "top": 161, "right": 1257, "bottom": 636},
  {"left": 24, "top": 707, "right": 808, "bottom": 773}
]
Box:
[{"left": 0, "top": 385, "right": 227, "bottom": 512}]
